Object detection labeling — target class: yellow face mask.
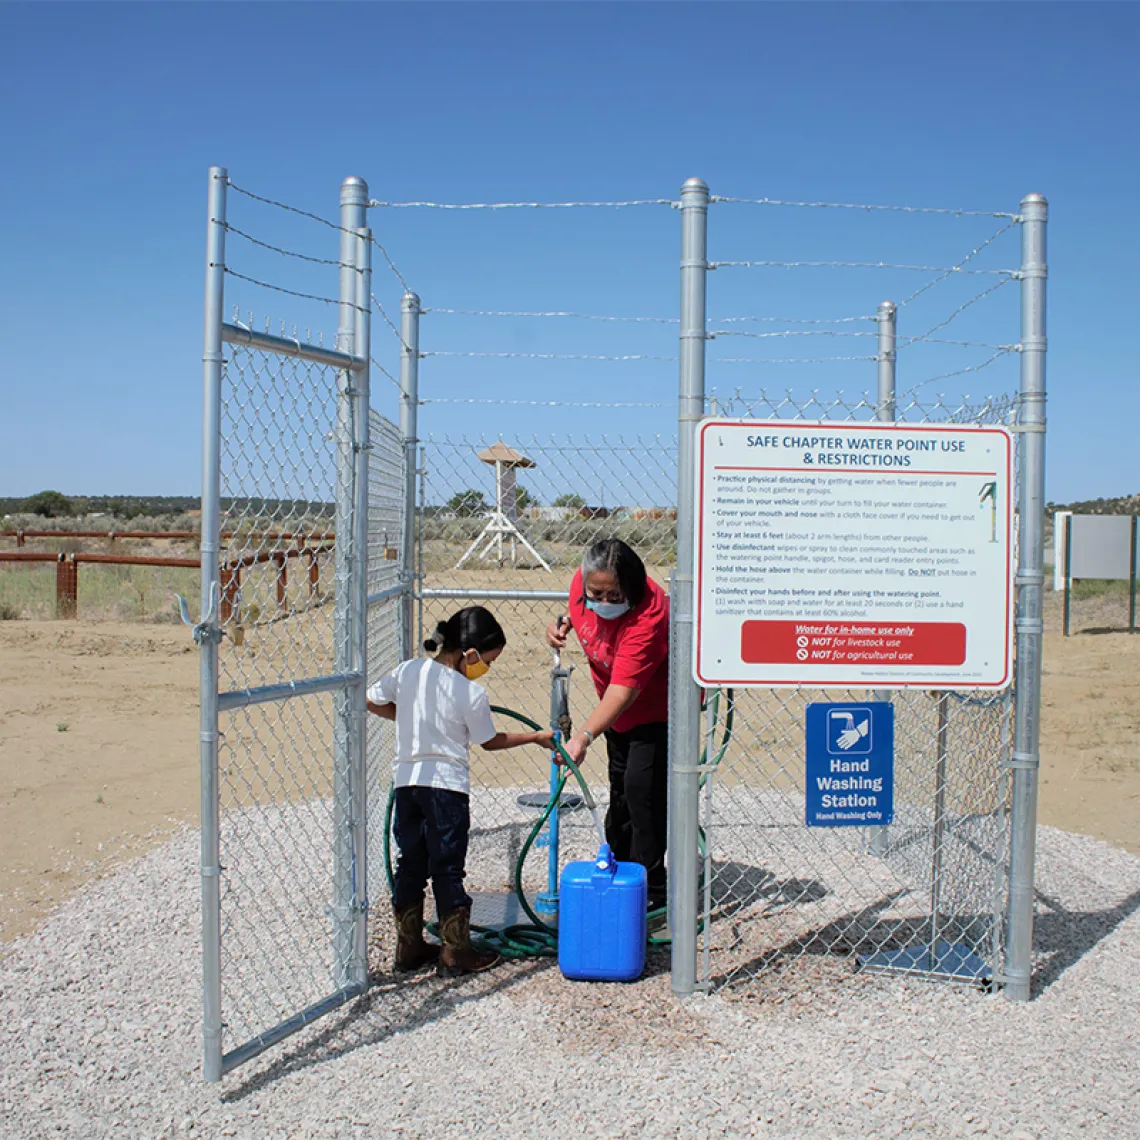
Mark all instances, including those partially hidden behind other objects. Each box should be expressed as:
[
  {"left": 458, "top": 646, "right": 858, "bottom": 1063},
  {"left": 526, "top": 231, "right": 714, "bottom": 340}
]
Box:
[{"left": 463, "top": 651, "right": 490, "bottom": 681}]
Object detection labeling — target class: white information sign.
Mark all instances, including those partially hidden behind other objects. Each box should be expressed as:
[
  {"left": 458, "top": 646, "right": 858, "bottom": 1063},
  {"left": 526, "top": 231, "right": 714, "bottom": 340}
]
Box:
[{"left": 694, "top": 419, "right": 1013, "bottom": 689}]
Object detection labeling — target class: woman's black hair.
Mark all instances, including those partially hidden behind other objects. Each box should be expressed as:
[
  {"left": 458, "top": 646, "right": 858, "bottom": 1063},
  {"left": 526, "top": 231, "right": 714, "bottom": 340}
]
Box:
[
  {"left": 423, "top": 605, "right": 507, "bottom": 656},
  {"left": 579, "top": 538, "right": 648, "bottom": 609}
]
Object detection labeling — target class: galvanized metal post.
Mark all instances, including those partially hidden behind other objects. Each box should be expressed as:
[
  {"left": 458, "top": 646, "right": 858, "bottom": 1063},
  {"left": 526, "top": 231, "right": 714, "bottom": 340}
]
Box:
[
  {"left": 670, "top": 177, "right": 708, "bottom": 996},
  {"left": 929, "top": 692, "right": 950, "bottom": 968},
  {"left": 1063, "top": 517, "right": 1072, "bottom": 638},
  {"left": 867, "top": 299, "right": 896, "bottom": 860},
  {"left": 199, "top": 165, "right": 227, "bottom": 1083},
  {"left": 349, "top": 226, "right": 372, "bottom": 988},
  {"left": 1130, "top": 516, "right": 1137, "bottom": 631},
  {"left": 876, "top": 300, "right": 896, "bottom": 423},
  {"left": 333, "top": 176, "right": 368, "bottom": 985},
  {"left": 416, "top": 449, "right": 426, "bottom": 651},
  {"left": 399, "top": 292, "right": 421, "bottom": 662},
  {"left": 1006, "top": 193, "right": 1047, "bottom": 1002}
]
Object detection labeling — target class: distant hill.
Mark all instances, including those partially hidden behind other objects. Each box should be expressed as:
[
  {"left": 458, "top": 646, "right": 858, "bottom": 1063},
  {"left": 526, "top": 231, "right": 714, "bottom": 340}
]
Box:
[
  {"left": 4, "top": 490, "right": 1136, "bottom": 524},
  {"left": 0, "top": 493, "right": 333, "bottom": 522},
  {"left": 1047, "top": 493, "right": 1140, "bottom": 517},
  {"left": 0, "top": 493, "right": 200, "bottom": 519}
]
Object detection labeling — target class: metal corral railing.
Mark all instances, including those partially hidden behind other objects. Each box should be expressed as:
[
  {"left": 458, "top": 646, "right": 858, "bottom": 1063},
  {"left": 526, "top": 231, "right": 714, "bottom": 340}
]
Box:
[{"left": 0, "top": 546, "right": 335, "bottom": 621}]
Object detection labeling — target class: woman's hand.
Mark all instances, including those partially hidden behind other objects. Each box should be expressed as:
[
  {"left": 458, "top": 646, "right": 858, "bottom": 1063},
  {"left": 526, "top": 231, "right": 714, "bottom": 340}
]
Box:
[
  {"left": 545, "top": 615, "right": 571, "bottom": 650},
  {"left": 534, "top": 729, "right": 556, "bottom": 751},
  {"left": 560, "top": 732, "right": 590, "bottom": 767}
]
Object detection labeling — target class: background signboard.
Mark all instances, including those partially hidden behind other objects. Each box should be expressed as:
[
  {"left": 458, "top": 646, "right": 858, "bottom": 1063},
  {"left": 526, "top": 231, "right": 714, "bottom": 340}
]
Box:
[
  {"left": 1067, "top": 515, "right": 1137, "bottom": 580},
  {"left": 694, "top": 419, "right": 1013, "bottom": 689}
]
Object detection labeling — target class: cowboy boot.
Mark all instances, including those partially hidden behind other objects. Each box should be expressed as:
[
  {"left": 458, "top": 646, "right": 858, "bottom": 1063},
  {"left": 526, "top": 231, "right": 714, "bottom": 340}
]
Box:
[
  {"left": 437, "top": 906, "right": 499, "bottom": 977},
  {"left": 393, "top": 900, "right": 440, "bottom": 972}
]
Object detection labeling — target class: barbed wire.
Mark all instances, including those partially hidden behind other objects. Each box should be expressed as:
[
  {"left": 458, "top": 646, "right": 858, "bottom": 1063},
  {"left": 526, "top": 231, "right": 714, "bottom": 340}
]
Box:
[
  {"left": 420, "top": 397, "right": 670, "bottom": 408},
  {"left": 905, "top": 276, "right": 1017, "bottom": 346},
  {"left": 900, "top": 336, "right": 1016, "bottom": 351},
  {"left": 421, "top": 350, "right": 677, "bottom": 362},
  {"left": 222, "top": 269, "right": 369, "bottom": 314},
  {"left": 425, "top": 308, "right": 678, "bottom": 323},
  {"left": 369, "top": 293, "right": 407, "bottom": 345},
  {"left": 711, "top": 260, "right": 1015, "bottom": 275},
  {"left": 424, "top": 309, "right": 885, "bottom": 327},
  {"left": 368, "top": 198, "right": 676, "bottom": 210},
  {"left": 899, "top": 348, "right": 1016, "bottom": 397},
  {"left": 709, "top": 328, "right": 878, "bottom": 341},
  {"left": 369, "top": 357, "right": 401, "bottom": 388},
  {"left": 226, "top": 179, "right": 411, "bottom": 292},
  {"left": 712, "top": 354, "right": 879, "bottom": 365},
  {"left": 897, "top": 221, "right": 1018, "bottom": 308},
  {"left": 367, "top": 237, "right": 410, "bottom": 294},
  {"left": 711, "top": 195, "right": 1017, "bottom": 219},
  {"left": 223, "top": 224, "right": 348, "bottom": 268},
  {"left": 713, "top": 314, "right": 874, "bottom": 325}
]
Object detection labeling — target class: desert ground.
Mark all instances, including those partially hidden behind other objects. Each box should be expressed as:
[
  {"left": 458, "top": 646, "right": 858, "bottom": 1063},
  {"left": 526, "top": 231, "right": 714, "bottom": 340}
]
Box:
[{"left": 0, "top": 581, "right": 1136, "bottom": 942}]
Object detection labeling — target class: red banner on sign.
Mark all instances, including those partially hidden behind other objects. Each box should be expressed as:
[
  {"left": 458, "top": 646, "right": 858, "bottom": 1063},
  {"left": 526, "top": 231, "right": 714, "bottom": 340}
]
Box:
[{"left": 740, "top": 620, "right": 966, "bottom": 667}]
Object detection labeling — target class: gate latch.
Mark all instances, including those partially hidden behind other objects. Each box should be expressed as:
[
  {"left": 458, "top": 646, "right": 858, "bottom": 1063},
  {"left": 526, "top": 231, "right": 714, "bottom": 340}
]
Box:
[{"left": 177, "top": 583, "right": 222, "bottom": 646}]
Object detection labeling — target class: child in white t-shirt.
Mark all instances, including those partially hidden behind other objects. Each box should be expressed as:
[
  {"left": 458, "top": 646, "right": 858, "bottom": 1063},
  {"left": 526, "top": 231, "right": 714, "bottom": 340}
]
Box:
[{"left": 367, "top": 605, "right": 553, "bottom": 976}]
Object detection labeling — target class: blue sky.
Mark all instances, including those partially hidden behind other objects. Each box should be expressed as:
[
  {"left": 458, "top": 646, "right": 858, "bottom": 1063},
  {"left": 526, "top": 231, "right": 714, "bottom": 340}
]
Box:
[{"left": 0, "top": 1, "right": 1136, "bottom": 503}]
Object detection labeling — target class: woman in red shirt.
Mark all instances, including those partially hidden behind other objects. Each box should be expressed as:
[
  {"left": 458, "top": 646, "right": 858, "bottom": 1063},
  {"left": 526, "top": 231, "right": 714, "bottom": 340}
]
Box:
[{"left": 546, "top": 538, "right": 670, "bottom": 910}]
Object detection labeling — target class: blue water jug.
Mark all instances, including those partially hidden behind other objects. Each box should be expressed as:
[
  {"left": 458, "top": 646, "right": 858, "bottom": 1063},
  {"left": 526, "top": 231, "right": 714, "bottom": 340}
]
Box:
[{"left": 558, "top": 844, "right": 647, "bottom": 982}]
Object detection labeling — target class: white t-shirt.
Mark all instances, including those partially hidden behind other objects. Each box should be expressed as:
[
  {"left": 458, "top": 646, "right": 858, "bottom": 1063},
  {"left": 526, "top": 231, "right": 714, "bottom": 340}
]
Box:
[{"left": 367, "top": 657, "right": 497, "bottom": 794}]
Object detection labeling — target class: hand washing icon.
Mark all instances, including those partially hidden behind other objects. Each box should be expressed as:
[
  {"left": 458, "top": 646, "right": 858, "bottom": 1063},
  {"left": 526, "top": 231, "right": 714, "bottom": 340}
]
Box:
[{"left": 828, "top": 708, "right": 871, "bottom": 754}]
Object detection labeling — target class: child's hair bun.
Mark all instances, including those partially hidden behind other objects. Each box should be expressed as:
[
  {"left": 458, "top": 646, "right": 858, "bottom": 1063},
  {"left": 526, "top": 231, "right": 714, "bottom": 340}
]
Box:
[{"left": 423, "top": 621, "right": 448, "bottom": 654}]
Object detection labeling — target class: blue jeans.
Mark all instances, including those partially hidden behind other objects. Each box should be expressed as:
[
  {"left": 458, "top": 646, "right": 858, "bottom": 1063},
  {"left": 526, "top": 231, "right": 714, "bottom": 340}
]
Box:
[{"left": 392, "top": 785, "right": 472, "bottom": 917}]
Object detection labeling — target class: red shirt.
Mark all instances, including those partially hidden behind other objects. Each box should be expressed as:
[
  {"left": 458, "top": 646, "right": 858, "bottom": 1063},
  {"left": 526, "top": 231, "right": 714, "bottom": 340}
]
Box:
[{"left": 567, "top": 567, "right": 670, "bottom": 733}]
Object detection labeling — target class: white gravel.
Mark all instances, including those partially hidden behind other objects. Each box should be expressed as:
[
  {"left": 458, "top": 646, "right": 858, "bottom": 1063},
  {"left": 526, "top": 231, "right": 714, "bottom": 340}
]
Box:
[{"left": 2, "top": 818, "right": 1138, "bottom": 1139}]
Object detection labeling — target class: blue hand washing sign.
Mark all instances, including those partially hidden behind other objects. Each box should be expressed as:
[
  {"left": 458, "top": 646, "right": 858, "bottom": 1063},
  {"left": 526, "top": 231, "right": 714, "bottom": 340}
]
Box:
[{"left": 805, "top": 702, "right": 894, "bottom": 827}]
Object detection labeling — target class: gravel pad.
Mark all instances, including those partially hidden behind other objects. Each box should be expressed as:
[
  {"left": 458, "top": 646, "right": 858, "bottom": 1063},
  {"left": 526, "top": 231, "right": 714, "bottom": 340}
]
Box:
[{"left": 1, "top": 816, "right": 1138, "bottom": 1139}]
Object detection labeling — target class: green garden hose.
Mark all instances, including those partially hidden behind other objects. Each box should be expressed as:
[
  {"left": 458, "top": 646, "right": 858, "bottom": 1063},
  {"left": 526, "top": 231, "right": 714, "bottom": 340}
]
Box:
[{"left": 381, "top": 693, "right": 735, "bottom": 960}]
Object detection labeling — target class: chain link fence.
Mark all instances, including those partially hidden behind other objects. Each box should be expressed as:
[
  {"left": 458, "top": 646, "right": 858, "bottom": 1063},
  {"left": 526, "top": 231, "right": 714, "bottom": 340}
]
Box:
[
  {"left": 416, "top": 391, "right": 1023, "bottom": 992},
  {"left": 197, "top": 166, "right": 1046, "bottom": 1081},
  {"left": 416, "top": 433, "right": 678, "bottom": 903},
  {"left": 695, "top": 390, "right": 1019, "bottom": 991}
]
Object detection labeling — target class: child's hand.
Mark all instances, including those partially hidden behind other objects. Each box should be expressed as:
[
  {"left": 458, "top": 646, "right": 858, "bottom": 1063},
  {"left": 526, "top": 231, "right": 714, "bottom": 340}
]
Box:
[{"left": 535, "top": 729, "right": 556, "bottom": 751}]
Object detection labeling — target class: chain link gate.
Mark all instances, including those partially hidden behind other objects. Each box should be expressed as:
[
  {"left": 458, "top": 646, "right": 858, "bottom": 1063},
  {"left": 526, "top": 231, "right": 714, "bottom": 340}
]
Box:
[
  {"left": 196, "top": 169, "right": 404, "bottom": 1081},
  {"left": 366, "top": 410, "right": 406, "bottom": 912}
]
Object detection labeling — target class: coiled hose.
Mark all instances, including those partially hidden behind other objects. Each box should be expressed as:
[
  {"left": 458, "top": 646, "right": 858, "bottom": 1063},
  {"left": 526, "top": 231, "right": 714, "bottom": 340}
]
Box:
[{"left": 382, "top": 694, "right": 734, "bottom": 960}]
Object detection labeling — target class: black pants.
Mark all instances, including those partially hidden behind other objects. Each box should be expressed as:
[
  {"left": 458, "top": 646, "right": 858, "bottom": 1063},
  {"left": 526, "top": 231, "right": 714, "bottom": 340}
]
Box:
[
  {"left": 604, "top": 720, "right": 668, "bottom": 908},
  {"left": 392, "top": 785, "right": 472, "bottom": 916}
]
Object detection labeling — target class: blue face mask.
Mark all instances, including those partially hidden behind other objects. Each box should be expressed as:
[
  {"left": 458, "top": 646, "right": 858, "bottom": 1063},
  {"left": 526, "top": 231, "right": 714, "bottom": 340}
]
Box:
[{"left": 586, "top": 598, "right": 631, "bottom": 621}]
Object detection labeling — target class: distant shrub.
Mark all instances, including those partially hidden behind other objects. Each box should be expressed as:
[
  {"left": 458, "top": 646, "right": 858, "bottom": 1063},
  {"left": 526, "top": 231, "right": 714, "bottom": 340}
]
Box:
[{"left": 24, "top": 490, "right": 73, "bottom": 518}]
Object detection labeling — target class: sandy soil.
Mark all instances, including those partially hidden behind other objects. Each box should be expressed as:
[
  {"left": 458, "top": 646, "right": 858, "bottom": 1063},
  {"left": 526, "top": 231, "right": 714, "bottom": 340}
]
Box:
[{"left": 1, "top": 592, "right": 1137, "bottom": 941}]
